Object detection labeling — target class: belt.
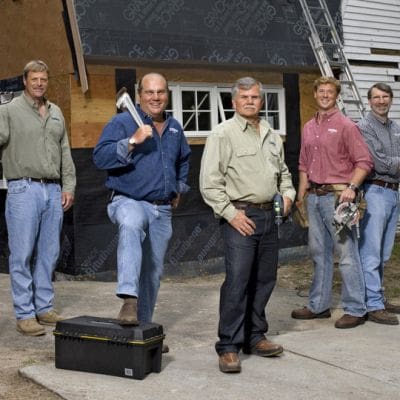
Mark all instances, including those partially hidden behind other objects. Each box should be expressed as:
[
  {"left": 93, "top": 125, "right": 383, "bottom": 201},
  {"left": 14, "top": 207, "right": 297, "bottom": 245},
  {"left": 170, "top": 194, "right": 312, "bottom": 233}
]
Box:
[
  {"left": 232, "top": 201, "right": 273, "bottom": 210},
  {"left": 150, "top": 199, "right": 172, "bottom": 206},
  {"left": 307, "top": 182, "right": 335, "bottom": 196},
  {"left": 112, "top": 190, "right": 171, "bottom": 205},
  {"left": 370, "top": 179, "right": 399, "bottom": 191},
  {"left": 8, "top": 177, "right": 60, "bottom": 184}
]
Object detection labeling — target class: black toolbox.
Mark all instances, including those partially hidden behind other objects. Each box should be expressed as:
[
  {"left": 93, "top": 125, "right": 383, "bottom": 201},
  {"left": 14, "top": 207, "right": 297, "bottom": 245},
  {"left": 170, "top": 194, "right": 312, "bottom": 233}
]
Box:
[{"left": 54, "top": 315, "right": 164, "bottom": 380}]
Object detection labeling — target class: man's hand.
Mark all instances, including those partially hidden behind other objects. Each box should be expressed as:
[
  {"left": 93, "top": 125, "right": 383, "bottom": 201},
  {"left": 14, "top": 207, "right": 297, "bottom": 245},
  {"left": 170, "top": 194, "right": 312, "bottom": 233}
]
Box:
[
  {"left": 283, "top": 196, "right": 293, "bottom": 217},
  {"left": 62, "top": 192, "right": 74, "bottom": 212},
  {"left": 229, "top": 210, "right": 256, "bottom": 236},
  {"left": 171, "top": 193, "right": 181, "bottom": 209},
  {"left": 128, "top": 124, "right": 153, "bottom": 151},
  {"left": 339, "top": 187, "right": 356, "bottom": 203}
]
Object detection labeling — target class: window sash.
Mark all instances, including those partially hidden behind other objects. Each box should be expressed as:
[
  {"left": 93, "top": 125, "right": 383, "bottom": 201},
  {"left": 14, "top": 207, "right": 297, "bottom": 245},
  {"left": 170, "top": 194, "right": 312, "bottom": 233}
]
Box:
[{"left": 168, "top": 83, "right": 286, "bottom": 137}]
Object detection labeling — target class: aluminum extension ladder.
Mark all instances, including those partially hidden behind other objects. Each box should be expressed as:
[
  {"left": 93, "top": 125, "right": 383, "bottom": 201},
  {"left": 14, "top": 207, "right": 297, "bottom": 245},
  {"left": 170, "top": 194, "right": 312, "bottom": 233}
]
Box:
[{"left": 299, "top": 0, "right": 365, "bottom": 119}]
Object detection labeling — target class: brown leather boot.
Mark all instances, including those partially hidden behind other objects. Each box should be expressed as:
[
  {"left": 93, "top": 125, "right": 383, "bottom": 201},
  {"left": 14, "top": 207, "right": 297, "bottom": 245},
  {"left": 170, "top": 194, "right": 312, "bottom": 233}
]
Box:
[
  {"left": 117, "top": 298, "right": 138, "bottom": 325},
  {"left": 243, "top": 339, "right": 284, "bottom": 357},
  {"left": 219, "top": 352, "right": 241, "bottom": 373}
]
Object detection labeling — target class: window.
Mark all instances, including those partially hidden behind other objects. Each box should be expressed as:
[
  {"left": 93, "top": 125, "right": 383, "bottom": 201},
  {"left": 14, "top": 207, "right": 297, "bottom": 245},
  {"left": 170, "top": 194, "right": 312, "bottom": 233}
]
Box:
[{"left": 168, "top": 83, "right": 286, "bottom": 137}]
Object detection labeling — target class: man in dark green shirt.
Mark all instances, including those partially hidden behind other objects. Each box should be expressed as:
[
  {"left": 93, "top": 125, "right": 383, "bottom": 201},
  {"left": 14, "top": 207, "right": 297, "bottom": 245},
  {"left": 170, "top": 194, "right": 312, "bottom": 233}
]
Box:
[{"left": 0, "top": 60, "right": 76, "bottom": 336}]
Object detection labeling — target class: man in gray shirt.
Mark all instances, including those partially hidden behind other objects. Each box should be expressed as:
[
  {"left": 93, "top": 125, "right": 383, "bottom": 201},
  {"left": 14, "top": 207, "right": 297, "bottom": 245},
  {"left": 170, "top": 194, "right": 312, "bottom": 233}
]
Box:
[
  {"left": 358, "top": 82, "right": 400, "bottom": 325},
  {"left": 0, "top": 60, "right": 76, "bottom": 336}
]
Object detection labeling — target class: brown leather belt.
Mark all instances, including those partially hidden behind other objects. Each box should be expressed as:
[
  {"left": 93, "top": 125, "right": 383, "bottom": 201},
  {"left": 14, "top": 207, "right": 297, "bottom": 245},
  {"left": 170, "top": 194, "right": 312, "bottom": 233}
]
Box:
[
  {"left": 8, "top": 177, "right": 61, "bottom": 184},
  {"left": 232, "top": 201, "right": 273, "bottom": 210},
  {"left": 307, "top": 183, "right": 335, "bottom": 196},
  {"left": 370, "top": 179, "right": 399, "bottom": 191}
]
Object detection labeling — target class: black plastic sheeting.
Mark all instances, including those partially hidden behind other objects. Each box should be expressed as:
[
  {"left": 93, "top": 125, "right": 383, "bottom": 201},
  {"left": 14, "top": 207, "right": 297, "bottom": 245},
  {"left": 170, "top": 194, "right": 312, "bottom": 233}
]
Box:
[{"left": 74, "top": 0, "right": 342, "bottom": 67}]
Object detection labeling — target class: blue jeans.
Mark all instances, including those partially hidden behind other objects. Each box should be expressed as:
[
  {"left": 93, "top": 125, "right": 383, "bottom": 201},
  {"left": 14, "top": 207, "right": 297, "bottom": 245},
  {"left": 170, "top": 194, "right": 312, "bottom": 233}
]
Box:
[
  {"left": 215, "top": 207, "right": 278, "bottom": 355},
  {"left": 307, "top": 193, "right": 366, "bottom": 317},
  {"left": 107, "top": 195, "right": 172, "bottom": 322},
  {"left": 6, "top": 180, "right": 63, "bottom": 320},
  {"left": 359, "top": 184, "right": 400, "bottom": 311}
]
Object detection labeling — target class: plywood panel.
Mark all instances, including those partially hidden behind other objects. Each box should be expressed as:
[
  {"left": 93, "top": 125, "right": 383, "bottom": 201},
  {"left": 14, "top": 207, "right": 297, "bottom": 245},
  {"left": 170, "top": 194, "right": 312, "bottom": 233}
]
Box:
[
  {"left": 86, "top": 64, "right": 283, "bottom": 85},
  {"left": 0, "top": 0, "right": 73, "bottom": 79},
  {"left": 70, "top": 74, "right": 115, "bottom": 148},
  {"left": 299, "top": 73, "right": 320, "bottom": 129},
  {"left": 47, "top": 74, "right": 72, "bottom": 140}
]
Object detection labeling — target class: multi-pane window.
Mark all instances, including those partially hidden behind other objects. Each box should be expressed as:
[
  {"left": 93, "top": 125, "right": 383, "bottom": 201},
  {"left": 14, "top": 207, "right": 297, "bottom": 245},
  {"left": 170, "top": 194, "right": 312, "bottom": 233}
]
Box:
[{"left": 168, "top": 83, "right": 286, "bottom": 137}]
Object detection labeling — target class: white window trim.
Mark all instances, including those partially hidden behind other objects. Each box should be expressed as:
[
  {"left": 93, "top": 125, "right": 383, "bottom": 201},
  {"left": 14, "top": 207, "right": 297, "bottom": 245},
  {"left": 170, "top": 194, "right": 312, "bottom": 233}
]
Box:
[{"left": 168, "top": 82, "right": 286, "bottom": 137}]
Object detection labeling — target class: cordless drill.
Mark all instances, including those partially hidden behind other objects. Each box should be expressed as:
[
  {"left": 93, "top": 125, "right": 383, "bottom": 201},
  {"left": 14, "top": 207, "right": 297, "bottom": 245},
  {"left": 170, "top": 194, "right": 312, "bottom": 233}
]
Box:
[{"left": 273, "top": 193, "right": 284, "bottom": 238}]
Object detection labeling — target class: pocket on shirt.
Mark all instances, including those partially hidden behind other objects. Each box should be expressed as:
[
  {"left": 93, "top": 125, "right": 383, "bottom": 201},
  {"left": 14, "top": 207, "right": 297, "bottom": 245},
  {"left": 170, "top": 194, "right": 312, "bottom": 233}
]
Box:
[
  {"left": 48, "top": 117, "right": 64, "bottom": 141},
  {"left": 235, "top": 147, "right": 257, "bottom": 158}
]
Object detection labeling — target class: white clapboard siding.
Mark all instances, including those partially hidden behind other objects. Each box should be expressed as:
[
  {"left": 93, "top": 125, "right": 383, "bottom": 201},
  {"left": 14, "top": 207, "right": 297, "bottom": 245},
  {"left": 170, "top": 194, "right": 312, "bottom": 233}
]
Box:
[
  {"left": 341, "top": 0, "right": 400, "bottom": 232},
  {"left": 341, "top": 0, "right": 400, "bottom": 124}
]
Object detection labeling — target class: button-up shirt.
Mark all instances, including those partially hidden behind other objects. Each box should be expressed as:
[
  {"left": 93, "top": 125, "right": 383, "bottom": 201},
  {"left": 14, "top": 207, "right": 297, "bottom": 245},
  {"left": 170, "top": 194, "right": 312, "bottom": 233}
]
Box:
[
  {"left": 93, "top": 108, "right": 191, "bottom": 201},
  {"left": 357, "top": 111, "right": 400, "bottom": 183},
  {"left": 0, "top": 93, "right": 76, "bottom": 193},
  {"left": 200, "top": 113, "right": 295, "bottom": 222},
  {"left": 299, "top": 109, "right": 372, "bottom": 184}
]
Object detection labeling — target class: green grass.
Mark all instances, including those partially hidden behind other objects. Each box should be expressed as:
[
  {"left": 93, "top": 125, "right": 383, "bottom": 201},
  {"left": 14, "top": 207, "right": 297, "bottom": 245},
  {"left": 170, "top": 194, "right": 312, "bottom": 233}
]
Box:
[{"left": 384, "top": 238, "right": 400, "bottom": 299}]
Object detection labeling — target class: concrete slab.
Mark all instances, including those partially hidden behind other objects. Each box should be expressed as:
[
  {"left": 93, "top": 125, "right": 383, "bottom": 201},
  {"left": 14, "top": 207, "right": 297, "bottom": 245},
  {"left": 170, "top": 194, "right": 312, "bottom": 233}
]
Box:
[
  {"left": 1, "top": 274, "right": 399, "bottom": 399},
  {"left": 21, "top": 328, "right": 399, "bottom": 400}
]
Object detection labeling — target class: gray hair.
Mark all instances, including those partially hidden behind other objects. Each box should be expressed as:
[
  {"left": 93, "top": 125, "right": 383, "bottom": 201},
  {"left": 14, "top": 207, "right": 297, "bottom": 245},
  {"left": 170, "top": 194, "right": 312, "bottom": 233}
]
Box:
[
  {"left": 23, "top": 60, "right": 49, "bottom": 79},
  {"left": 232, "top": 77, "right": 265, "bottom": 99}
]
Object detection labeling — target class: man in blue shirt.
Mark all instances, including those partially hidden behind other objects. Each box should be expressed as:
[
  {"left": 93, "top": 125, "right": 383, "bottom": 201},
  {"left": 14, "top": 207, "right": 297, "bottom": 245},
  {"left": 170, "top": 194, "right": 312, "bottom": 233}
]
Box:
[
  {"left": 93, "top": 73, "right": 190, "bottom": 330},
  {"left": 358, "top": 82, "right": 400, "bottom": 325}
]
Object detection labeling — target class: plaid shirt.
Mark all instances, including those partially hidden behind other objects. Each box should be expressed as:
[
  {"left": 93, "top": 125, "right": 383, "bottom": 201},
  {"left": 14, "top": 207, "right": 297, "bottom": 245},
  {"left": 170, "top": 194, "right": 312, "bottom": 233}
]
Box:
[{"left": 358, "top": 111, "right": 400, "bottom": 183}]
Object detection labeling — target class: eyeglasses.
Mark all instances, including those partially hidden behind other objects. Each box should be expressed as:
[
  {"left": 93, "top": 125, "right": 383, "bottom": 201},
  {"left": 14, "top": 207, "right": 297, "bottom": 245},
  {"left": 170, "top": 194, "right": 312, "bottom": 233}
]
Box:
[{"left": 142, "top": 90, "right": 168, "bottom": 97}]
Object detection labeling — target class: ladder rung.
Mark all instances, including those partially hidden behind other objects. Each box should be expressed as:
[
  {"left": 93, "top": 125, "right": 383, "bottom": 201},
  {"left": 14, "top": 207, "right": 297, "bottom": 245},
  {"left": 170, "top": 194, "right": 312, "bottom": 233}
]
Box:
[
  {"left": 308, "top": 7, "right": 326, "bottom": 12},
  {"left": 330, "top": 61, "right": 346, "bottom": 67},
  {"left": 342, "top": 99, "right": 363, "bottom": 104}
]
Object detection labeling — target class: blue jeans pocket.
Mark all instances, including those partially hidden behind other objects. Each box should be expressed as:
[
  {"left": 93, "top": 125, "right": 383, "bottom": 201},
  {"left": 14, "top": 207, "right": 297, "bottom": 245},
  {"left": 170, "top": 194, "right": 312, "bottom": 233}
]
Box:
[{"left": 7, "top": 180, "right": 29, "bottom": 194}]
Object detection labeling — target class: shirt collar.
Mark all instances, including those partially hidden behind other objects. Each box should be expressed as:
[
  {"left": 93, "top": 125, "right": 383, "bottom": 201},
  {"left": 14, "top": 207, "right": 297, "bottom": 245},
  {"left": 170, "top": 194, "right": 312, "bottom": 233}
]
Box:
[
  {"left": 137, "top": 104, "right": 169, "bottom": 124},
  {"left": 315, "top": 107, "right": 339, "bottom": 121},
  {"left": 234, "top": 112, "right": 271, "bottom": 132},
  {"left": 22, "top": 92, "right": 49, "bottom": 110},
  {"left": 370, "top": 110, "right": 390, "bottom": 126}
]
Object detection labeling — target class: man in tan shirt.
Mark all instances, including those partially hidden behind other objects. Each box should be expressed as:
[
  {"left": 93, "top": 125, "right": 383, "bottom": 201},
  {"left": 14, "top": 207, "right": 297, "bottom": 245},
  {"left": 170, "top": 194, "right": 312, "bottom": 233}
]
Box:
[{"left": 200, "top": 77, "right": 295, "bottom": 373}]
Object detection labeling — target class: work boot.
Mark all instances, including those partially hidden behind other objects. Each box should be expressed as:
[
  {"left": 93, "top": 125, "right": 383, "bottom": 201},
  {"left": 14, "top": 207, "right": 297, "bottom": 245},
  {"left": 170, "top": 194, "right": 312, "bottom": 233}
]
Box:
[
  {"left": 334, "top": 314, "right": 366, "bottom": 329},
  {"left": 162, "top": 344, "right": 170, "bottom": 353},
  {"left": 243, "top": 338, "right": 283, "bottom": 357},
  {"left": 17, "top": 318, "right": 46, "bottom": 336},
  {"left": 219, "top": 352, "right": 241, "bottom": 373},
  {"left": 37, "top": 310, "right": 64, "bottom": 326},
  {"left": 368, "top": 310, "right": 399, "bottom": 325},
  {"left": 384, "top": 301, "right": 400, "bottom": 314},
  {"left": 117, "top": 298, "right": 138, "bottom": 325},
  {"left": 291, "top": 307, "right": 331, "bottom": 319}
]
